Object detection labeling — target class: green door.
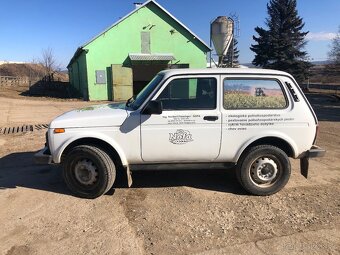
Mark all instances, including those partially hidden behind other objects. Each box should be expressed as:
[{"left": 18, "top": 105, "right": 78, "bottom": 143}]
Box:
[{"left": 111, "top": 65, "right": 133, "bottom": 101}]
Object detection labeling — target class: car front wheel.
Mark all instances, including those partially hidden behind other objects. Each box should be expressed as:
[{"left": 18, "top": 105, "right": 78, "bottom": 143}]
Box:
[{"left": 63, "top": 145, "right": 116, "bottom": 199}]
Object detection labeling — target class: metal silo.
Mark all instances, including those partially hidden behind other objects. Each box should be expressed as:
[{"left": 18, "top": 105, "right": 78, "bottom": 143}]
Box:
[{"left": 211, "top": 16, "right": 234, "bottom": 66}]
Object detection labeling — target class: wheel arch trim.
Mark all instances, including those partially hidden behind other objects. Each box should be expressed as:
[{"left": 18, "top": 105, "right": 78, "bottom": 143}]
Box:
[
  {"left": 234, "top": 134, "right": 297, "bottom": 162},
  {"left": 54, "top": 133, "right": 128, "bottom": 166}
]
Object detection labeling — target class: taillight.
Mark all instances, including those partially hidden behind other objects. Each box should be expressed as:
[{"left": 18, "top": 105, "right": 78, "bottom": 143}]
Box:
[{"left": 313, "top": 125, "right": 319, "bottom": 144}]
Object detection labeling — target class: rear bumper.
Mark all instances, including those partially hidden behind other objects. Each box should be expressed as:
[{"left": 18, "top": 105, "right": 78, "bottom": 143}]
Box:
[
  {"left": 299, "top": 145, "right": 326, "bottom": 178},
  {"left": 34, "top": 147, "right": 53, "bottom": 165},
  {"left": 298, "top": 145, "right": 326, "bottom": 159},
  {"left": 303, "top": 145, "right": 326, "bottom": 158}
]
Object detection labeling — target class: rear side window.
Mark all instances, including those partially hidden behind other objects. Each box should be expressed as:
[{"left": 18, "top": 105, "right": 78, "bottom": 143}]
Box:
[
  {"left": 157, "top": 77, "right": 217, "bottom": 110},
  {"left": 223, "top": 79, "right": 287, "bottom": 109}
]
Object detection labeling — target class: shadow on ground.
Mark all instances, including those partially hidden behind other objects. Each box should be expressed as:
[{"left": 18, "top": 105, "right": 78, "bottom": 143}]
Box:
[
  {"left": 130, "top": 169, "right": 246, "bottom": 195},
  {"left": 0, "top": 151, "right": 245, "bottom": 197},
  {"left": 0, "top": 151, "right": 71, "bottom": 196},
  {"left": 20, "top": 81, "right": 82, "bottom": 99}
]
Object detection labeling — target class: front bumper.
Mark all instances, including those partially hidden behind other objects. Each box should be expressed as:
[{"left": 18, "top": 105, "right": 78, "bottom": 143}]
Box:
[
  {"left": 300, "top": 145, "right": 326, "bottom": 178},
  {"left": 34, "top": 147, "right": 53, "bottom": 165}
]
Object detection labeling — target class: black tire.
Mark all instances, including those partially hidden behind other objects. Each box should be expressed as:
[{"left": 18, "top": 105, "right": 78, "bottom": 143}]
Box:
[
  {"left": 62, "top": 145, "right": 116, "bottom": 198},
  {"left": 236, "top": 145, "right": 291, "bottom": 196}
]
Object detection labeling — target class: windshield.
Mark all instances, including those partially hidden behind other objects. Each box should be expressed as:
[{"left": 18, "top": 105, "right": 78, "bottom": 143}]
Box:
[{"left": 129, "top": 74, "right": 164, "bottom": 110}]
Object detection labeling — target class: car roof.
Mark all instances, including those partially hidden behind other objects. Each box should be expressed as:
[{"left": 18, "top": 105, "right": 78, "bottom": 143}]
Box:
[{"left": 159, "top": 68, "right": 293, "bottom": 79}]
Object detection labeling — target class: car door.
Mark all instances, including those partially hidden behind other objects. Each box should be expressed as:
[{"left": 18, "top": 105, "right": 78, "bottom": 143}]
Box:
[
  {"left": 140, "top": 75, "right": 222, "bottom": 162},
  {"left": 218, "top": 75, "right": 292, "bottom": 162}
]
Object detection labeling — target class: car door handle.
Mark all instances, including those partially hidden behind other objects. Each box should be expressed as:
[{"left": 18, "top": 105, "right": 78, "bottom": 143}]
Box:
[{"left": 203, "top": 116, "right": 219, "bottom": 121}]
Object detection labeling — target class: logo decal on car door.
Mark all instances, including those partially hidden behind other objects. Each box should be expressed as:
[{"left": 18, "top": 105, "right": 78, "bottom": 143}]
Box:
[{"left": 169, "top": 130, "right": 193, "bottom": 145}]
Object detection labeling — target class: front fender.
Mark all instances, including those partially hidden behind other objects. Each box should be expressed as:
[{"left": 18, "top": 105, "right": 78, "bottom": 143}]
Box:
[{"left": 52, "top": 130, "right": 128, "bottom": 166}]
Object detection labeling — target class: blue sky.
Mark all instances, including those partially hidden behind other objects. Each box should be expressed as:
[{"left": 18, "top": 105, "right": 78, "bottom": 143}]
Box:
[{"left": 0, "top": 0, "right": 339, "bottom": 68}]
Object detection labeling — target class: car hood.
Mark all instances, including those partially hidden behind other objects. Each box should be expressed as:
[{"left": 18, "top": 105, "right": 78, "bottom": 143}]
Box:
[{"left": 49, "top": 103, "right": 128, "bottom": 128}]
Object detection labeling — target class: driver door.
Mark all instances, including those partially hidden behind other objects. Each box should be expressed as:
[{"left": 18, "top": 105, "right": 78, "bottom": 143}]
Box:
[{"left": 140, "top": 75, "right": 222, "bottom": 162}]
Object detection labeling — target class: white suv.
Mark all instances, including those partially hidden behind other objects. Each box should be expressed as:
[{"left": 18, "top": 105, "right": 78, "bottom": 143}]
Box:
[{"left": 35, "top": 68, "right": 325, "bottom": 198}]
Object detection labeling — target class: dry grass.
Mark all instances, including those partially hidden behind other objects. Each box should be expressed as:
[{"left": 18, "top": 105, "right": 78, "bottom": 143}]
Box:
[{"left": 224, "top": 93, "right": 286, "bottom": 109}]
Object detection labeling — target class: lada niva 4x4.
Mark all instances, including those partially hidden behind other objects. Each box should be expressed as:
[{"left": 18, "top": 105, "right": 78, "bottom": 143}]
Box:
[{"left": 35, "top": 68, "right": 325, "bottom": 198}]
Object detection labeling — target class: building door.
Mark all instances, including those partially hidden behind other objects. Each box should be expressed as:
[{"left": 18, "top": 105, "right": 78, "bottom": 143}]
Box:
[
  {"left": 141, "top": 76, "right": 222, "bottom": 162},
  {"left": 111, "top": 65, "right": 133, "bottom": 101},
  {"left": 132, "top": 63, "right": 168, "bottom": 95}
]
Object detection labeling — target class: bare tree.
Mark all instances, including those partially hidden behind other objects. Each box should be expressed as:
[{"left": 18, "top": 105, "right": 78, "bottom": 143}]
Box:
[
  {"left": 328, "top": 26, "right": 340, "bottom": 66},
  {"left": 40, "top": 47, "right": 60, "bottom": 81},
  {"left": 324, "top": 26, "right": 340, "bottom": 83}
]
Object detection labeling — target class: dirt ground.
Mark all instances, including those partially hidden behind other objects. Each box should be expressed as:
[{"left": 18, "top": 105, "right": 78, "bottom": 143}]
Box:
[{"left": 0, "top": 93, "right": 339, "bottom": 255}]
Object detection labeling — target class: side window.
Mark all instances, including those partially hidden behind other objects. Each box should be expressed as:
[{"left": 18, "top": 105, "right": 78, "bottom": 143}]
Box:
[
  {"left": 223, "top": 79, "right": 287, "bottom": 109},
  {"left": 158, "top": 78, "right": 217, "bottom": 110}
]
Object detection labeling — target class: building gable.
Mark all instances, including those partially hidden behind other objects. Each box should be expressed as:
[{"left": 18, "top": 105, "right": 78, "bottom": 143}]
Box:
[{"left": 82, "top": 0, "right": 210, "bottom": 52}]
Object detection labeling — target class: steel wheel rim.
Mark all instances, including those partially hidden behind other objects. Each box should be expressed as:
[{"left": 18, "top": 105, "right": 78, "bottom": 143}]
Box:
[
  {"left": 249, "top": 155, "right": 281, "bottom": 187},
  {"left": 74, "top": 159, "right": 98, "bottom": 186}
]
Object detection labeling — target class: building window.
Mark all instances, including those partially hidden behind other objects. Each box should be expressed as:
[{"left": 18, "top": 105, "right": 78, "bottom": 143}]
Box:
[{"left": 223, "top": 78, "right": 287, "bottom": 109}]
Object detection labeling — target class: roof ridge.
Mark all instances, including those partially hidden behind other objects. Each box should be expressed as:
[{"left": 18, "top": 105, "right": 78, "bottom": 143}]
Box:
[{"left": 81, "top": 0, "right": 210, "bottom": 50}]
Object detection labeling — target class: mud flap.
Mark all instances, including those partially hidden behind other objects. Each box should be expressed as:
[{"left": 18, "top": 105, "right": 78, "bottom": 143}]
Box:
[
  {"left": 126, "top": 166, "right": 133, "bottom": 187},
  {"left": 300, "top": 157, "right": 309, "bottom": 178}
]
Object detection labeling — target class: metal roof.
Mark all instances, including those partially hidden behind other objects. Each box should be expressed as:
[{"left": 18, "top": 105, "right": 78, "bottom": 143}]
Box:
[{"left": 129, "top": 53, "right": 175, "bottom": 61}]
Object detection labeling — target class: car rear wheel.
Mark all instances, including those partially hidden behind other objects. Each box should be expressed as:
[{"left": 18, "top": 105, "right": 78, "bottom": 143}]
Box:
[
  {"left": 63, "top": 145, "right": 116, "bottom": 199},
  {"left": 237, "top": 145, "right": 291, "bottom": 196}
]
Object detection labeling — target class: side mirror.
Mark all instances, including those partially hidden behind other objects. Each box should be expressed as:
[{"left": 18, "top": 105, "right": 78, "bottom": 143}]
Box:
[{"left": 142, "top": 100, "right": 163, "bottom": 115}]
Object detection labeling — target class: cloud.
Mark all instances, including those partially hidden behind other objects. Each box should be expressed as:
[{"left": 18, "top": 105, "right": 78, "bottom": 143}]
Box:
[{"left": 306, "top": 32, "right": 337, "bottom": 41}]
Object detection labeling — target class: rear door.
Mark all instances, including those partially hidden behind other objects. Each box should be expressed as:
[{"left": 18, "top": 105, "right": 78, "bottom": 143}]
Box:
[
  {"left": 219, "top": 75, "right": 294, "bottom": 161},
  {"left": 140, "top": 75, "right": 222, "bottom": 162}
]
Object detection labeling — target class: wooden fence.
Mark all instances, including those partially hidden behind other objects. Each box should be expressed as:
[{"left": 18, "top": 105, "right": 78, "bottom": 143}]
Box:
[
  {"left": 301, "top": 83, "right": 340, "bottom": 94},
  {"left": 0, "top": 75, "right": 73, "bottom": 98},
  {"left": 0, "top": 76, "right": 41, "bottom": 87}
]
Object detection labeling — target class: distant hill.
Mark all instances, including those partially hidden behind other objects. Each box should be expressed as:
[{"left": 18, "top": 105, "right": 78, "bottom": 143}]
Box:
[
  {"left": 240, "top": 63, "right": 256, "bottom": 68},
  {"left": 0, "top": 61, "right": 26, "bottom": 65},
  {"left": 0, "top": 63, "right": 68, "bottom": 81},
  {"left": 241, "top": 61, "right": 331, "bottom": 67},
  {"left": 0, "top": 63, "right": 45, "bottom": 77},
  {"left": 59, "top": 69, "right": 69, "bottom": 74},
  {"left": 311, "top": 60, "right": 331, "bottom": 66}
]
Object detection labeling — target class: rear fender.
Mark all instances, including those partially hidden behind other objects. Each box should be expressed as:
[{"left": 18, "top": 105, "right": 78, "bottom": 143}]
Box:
[{"left": 234, "top": 133, "right": 298, "bottom": 162}]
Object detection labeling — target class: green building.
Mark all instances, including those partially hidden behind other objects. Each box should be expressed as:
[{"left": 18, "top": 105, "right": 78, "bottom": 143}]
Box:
[{"left": 67, "top": 0, "right": 210, "bottom": 101}]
